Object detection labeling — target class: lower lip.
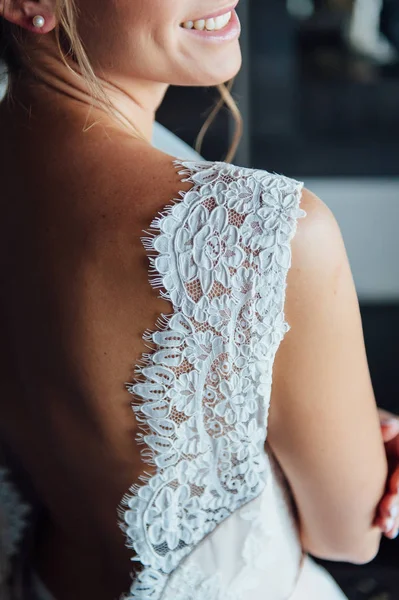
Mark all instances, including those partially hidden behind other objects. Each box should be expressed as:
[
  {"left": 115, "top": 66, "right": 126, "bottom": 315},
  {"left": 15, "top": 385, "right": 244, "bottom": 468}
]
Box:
[{"left": 180, "top": 10, "right": 241, "bottom": 43}]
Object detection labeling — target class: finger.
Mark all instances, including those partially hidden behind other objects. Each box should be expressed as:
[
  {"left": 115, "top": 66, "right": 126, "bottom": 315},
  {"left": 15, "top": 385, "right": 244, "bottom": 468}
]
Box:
[
  {"left": 375, "top": 519, "right": 397, "bottom": 539},
  {"left": 379, "top": 409, "right": 399, "bottom": 422},
  {"left": 381, "top": 420, "right": 399, "bottom": 442},
  {"left": 387, "top": 505, "right": 399, "bottom": 537},
  {"left": 392, "top": 513, "right": 399, "bottom": 537},
  {"left": 376, "top": 493, "right": 399, "bottom": 532},
  {"left": 385, "top": 524, "right": 399, "bottom": 540},
  {"left": 379, "top": 492, "right": 399, "bottom": 517},
  {"left": 388, "top": 466, "right": 399, "bottom": 495},
  {"left": 376, "top": 513, "right": 397, "bottom": 538},
  {"left": 374, "top": 515, "right": 398, "bottom": 539}
]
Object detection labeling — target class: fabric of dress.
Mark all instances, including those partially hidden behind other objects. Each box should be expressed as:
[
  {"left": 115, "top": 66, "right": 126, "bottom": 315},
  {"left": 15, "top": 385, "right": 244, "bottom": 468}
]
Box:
[
  {"left": 0, "top": 468, "right": 30, "bottom": 600},
  {"left": 152, "top": 122, "right": 203, "bottom": 161},
  {"left": 1, "top": 157, "right": 348, "bottom": 600}
]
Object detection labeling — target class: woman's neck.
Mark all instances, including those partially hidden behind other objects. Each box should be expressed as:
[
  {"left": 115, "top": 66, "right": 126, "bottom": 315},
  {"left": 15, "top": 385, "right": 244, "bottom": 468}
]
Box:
[{"left": 4, "top": 55, "right": 169, "bottom": 143}]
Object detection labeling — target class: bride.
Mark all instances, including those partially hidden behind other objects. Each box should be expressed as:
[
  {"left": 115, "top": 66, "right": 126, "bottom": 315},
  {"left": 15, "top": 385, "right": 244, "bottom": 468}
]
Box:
[{"left": 0, "top": 1, "right": 399, "bottom": 599}]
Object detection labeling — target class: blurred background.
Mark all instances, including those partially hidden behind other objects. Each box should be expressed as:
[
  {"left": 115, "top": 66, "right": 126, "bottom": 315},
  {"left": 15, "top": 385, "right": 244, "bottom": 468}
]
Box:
[
  {"left": 157, "top": 0, "right": 399, "bottom": 598},
  {"left": 1, "top": 1, "right": 398, "bottom": 597}
]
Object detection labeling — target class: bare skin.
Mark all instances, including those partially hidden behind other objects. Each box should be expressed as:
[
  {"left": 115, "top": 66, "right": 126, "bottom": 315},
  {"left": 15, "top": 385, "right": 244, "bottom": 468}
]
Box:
[
  {"left": 268, "top": 190, "right": 387, "bottom": 563},
  {"left": 0, "top": 0, "right": 398, "bottom": 599},
  {"left": 0, "top": 81, "right": 195, "bottom": 600}
]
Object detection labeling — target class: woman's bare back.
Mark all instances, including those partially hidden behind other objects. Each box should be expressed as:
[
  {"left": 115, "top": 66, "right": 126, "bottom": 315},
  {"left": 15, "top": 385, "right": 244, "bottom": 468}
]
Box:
[{"left": 0, "top": 97, "right": 190, "bottom": 599}]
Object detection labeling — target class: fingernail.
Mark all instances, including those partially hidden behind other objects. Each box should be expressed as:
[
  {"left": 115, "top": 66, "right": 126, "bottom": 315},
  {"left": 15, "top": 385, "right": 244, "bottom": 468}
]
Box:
[
  {"left": 392, "top": 529, "right": 399, "bottom": 539},
  {"left": 381, "top": 418, "right": 399, "bottom": 427},
  {"left": 390, "top": 506, "right": 399, "bottom": 519},
  {"left": 385, "top": 517, "right": 394, "bottom": 531}
]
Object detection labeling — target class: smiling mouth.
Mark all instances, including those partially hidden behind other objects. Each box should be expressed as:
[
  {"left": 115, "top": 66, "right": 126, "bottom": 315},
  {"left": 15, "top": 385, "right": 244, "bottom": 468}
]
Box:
[{"left": 180, "top": 11, "right": 232, "bottom": 32}]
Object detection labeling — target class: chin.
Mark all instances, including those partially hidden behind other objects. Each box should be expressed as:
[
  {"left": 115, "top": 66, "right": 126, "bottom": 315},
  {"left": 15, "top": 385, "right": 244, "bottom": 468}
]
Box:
[
  {"left": 181, "top": 47, "right": 242, "bottom": 87},
  {"left": 209, "top": 58, "right": 243, "bottom": 85}
]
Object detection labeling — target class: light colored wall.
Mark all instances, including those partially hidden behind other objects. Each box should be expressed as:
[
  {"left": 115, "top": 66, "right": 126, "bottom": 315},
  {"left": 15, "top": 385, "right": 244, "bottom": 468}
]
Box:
[{"left": 305, "top": 179, "right": 399, "bottom": 303}]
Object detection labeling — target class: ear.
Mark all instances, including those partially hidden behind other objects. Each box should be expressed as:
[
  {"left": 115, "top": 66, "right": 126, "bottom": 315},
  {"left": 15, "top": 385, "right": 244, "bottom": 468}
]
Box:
[{"left": 0, "top": 0, "right": 57, "bottom": 34}]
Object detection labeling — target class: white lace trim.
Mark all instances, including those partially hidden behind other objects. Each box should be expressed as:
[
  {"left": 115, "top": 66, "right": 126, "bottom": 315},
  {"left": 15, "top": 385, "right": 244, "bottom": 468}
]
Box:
[
  {"left": 118, "top": 160, "right": 305, "bottom": 600},
  {"left": 162, "top": 477, "right": 275, "bottom": 600},
  {"left": 162, "top": 450, "right": 304, "bottom": 600}
]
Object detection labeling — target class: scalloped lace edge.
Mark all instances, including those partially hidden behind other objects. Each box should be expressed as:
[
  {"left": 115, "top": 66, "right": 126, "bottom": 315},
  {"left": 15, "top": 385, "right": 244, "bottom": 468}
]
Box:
[{"left": 117, "top": 158, "right": 305, "bottom": 600}]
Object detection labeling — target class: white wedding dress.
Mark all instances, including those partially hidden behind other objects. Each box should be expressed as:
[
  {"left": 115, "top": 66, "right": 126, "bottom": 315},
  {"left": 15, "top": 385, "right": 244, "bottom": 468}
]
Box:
[{"left": 0, "top": 129, "right": 348, "bottom": 600}]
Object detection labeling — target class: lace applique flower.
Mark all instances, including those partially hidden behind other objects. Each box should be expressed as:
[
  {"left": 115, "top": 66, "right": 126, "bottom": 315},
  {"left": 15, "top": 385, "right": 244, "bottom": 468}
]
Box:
[
  {"left": 129, "top": 568, "right": 168, "bottom": 599},
  {"left": 240, "top": 209, "right": 275, "bottom": 252},
  {"left": 263, "top": 178, "right": 305, "bottom": 234},
  {"left": 163, "top": 564, "right": 222, "bottom": 600},
  {"left": 178, "top": 205, "right": 244, "bottom": 295},
  {"left": 215, "top": 374, "right": 256, "bottom": 425},
  {"left": 257, "top": 233, "right": 292, "bottom": 272},
  {"left": 199, "top": 180, "right": 229, "bottom": 204},
  {"left": 254, "top": 310, "right": 289, "bottom": 358},
  {"left": 255, "top": 271, "right": 279, "bottom": 316},
  {"left": 226, "top": 420, "right": 267, "bottom": 488},
  {"left": 169, "top": 371, "right": 199, "bottom": 416},
  {"left": 184, "top": 330, "right": 223, "bottom": 369},
  {"left": 174, "top": 417, "right": 209, "bottom": 456},
  {"left": 241, "top": 178, "right": 304, "bottom": 253},
  {"left": 225, "top": 177, "right": 261, "bottom": 214},
  {"left": 208, "top": 294, "right": 232, "bottom": 338},
  {"left": 231, "top": 267, "right": 258, "bottom": 302},
  {"left": 146, "top": 484, "right": 204, "bottom": 551}
]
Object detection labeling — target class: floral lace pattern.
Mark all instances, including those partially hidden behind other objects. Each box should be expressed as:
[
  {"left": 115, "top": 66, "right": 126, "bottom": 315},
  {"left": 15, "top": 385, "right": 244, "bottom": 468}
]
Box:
[
  {"left": 162, "top": 477, "right": 274, "bottom": 600},
  {"left": 119, "top": 160, "right": 305, "bottom": 600}
]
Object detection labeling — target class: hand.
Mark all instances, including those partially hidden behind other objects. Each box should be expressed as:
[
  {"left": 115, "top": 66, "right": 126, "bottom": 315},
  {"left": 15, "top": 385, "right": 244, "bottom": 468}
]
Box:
[{"left": 374, "top": 409, "right": 399, "bottom": 539}]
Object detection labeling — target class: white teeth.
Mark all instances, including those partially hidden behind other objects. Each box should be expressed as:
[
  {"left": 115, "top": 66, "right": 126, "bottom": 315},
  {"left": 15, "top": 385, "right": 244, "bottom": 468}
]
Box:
[
  {"left": 214, "top": 15, "right": 226, "bottom": 29},
  {"left": 214, "top": 12, "right": 231, "bottom": 29},
  {"left": 194, "top": 19, "right": 205, "bottom": 30},
  {"left": 182, "top": 10, "right": 232, "bottom": 31},
  {"left": 205, "top": 18, "right": 215, "bottom": 31}
]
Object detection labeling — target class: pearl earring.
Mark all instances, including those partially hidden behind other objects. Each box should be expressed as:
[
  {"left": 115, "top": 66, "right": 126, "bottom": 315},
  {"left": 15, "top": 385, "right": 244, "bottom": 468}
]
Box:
[{"left": 32, "top": 15, "right": 45, "bottom": 28}]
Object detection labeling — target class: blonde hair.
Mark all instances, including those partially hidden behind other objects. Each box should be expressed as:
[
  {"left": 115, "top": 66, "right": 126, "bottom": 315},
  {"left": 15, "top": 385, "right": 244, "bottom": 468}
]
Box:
[{"left": 1, "top": 0, "right": 243, "bottom": 162}]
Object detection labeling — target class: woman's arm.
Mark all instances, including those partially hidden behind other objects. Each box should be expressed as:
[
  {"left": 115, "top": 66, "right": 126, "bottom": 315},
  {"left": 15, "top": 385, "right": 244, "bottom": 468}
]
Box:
[{"left": 268, "top": 189, "right": 387, "bottom": 564}]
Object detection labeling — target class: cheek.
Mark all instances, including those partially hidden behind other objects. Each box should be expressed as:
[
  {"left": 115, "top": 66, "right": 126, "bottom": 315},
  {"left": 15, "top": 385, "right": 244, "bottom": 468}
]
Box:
[
  {"left": 78, "top": 0, "right": 242, "bottom": 86},
  {"left": 114, "top": 2, "right": 181, "bottom": 71},
  {"left": 121, "top": 0, "right": 181, "bottom": 37}
]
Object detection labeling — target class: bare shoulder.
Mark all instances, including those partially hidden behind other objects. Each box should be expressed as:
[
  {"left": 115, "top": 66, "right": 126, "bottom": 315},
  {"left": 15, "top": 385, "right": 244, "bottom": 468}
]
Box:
[
  {"left": 295, "top": 187, "right": 345, "bottom": 261},
  {"left": 27, "top": 133, "right": 197, "bottom": 290},
  {"left": 49, "top": 135, "right": 194, "bottom": 261},
  {"left": 73, "top": 137, "right": 193, "bottom": 226},
  {"left": 289, "top": 187, "right": 348, "bottom": 292}
]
